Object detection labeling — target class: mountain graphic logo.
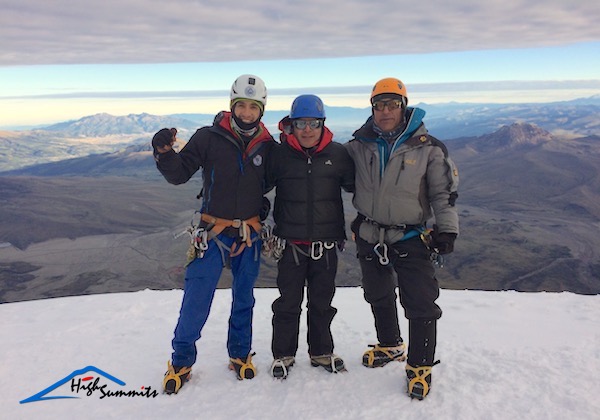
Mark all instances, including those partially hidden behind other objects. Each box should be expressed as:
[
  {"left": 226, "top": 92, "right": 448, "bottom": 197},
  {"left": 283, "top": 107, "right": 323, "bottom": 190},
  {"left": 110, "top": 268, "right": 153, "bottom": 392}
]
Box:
[{"left": 20, "top": 365, "right": 126, "bottom": 404}]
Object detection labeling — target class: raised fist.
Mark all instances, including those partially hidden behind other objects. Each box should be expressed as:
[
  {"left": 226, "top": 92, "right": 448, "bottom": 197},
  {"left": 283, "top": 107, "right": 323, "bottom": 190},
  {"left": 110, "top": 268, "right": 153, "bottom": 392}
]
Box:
[{"left": 152, "top": 128, "right": 177, "bottom": 153}]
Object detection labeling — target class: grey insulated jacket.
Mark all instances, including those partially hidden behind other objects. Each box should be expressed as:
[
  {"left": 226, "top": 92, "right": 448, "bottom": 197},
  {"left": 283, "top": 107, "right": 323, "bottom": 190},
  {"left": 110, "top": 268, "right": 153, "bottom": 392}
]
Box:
[{"left": 345, "top": 107, "right": 459, "bottom": 244}]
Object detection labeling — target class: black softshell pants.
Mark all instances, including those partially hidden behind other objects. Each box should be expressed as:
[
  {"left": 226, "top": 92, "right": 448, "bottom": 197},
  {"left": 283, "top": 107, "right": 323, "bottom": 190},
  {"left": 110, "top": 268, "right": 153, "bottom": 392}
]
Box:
[
  {"left": 356, "top": 235, "right": 442, "bottom": 366},
  {"left": 271, "top": 244, "right": 338, "bottom": 358}
]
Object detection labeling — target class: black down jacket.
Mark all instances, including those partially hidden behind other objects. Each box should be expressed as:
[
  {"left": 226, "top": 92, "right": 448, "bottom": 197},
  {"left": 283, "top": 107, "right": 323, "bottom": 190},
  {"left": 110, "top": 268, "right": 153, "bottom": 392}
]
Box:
[{"left": 266, "top": 117, "right": 355, "bottom": 242}]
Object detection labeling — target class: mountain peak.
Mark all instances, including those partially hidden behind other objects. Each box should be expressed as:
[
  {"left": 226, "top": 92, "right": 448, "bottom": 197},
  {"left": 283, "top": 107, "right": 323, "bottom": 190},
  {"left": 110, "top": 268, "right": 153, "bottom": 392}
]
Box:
[
  {"left": 39, "top": 113, "right": 198, "bottom": 137},
  {"left": 483, "top": 122, "right": 553, "bottom": 149}
]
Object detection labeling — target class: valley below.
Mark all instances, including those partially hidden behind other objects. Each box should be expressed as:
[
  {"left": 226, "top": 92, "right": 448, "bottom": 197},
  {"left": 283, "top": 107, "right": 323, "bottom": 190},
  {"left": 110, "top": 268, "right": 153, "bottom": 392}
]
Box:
[{"left": 1, "top": 182, "right": 598, "bottom": 303}]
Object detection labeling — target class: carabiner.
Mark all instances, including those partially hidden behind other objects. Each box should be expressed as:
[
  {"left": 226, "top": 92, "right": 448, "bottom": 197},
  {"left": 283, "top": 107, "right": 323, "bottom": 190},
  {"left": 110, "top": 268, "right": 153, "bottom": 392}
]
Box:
[
  {"left": 430, "top": 251, "right": 444, "bottom": 268},
  {"left": 373, "top": 243, "right": 390, "bottom": 265},
  {"left": 311, "top": 241, "right": 324, "bottom": 260},
  {"left": 193, "top": 228, "right": 209, "bottom": 251},
  {"left": 273, "top": 237, "right": 286, "bottom": 261}
]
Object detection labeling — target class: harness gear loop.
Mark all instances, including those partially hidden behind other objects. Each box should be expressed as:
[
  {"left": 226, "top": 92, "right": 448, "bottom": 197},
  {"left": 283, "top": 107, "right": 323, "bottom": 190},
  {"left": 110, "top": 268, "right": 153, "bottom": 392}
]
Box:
[
  {"left": 261, "top": 226, "right": 287, "bottom": 262},
  {"left": 273, "top": 237, "right": 286, "bottom": 261},
  {"left": 419, "top": 229, "right": 444, "bottom": 268},
  {"left": 192, "top": 228, "right": 209, "bottom": 251},
  {"left": 260, "top": 223, "right": 273, "bottom": 242},
  {"left": 182, "top": 212, "right": 212, "bottom": 265}
]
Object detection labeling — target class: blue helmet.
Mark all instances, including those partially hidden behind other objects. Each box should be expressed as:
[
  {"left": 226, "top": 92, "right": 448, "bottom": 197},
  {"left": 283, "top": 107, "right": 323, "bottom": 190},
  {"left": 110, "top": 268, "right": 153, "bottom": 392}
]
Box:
[{"left": 290, "top": 94, "right": 326, "bottom": 119}]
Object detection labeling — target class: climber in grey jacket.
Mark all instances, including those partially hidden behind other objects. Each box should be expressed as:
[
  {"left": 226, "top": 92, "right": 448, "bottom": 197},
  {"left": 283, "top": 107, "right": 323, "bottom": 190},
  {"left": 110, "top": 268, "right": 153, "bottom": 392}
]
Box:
[{"left": 345, "top": 77, "right": 459, "bottom": 400}]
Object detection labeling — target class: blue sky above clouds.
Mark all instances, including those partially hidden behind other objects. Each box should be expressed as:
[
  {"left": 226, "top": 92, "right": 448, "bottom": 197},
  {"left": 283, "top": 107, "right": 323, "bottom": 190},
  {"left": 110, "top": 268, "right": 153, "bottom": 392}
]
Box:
[{"left": 1, "top": 0, "right": 599, "bottom": 127}]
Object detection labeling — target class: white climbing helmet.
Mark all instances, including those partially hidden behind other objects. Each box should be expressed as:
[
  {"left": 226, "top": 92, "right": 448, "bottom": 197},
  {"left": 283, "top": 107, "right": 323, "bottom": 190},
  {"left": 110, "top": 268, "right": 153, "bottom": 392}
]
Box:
[{"left": 230, "top": 74, "right": 267, "bottom": 109}]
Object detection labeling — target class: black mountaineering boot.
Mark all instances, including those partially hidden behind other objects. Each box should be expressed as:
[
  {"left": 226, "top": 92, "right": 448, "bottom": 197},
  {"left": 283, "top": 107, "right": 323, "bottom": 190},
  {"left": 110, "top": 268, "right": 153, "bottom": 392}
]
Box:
[
  {"left": 362, "top": 342, "right": 406, "bottom": 368},
  {"left": 406, "top": 319, "right": 438, "bottom": 399},
  {"left": 229, "top": 353, "right": 257, "bottom": 380},
  {"left": 163, "top": 361, "right": 192, "bottom": 395},
  {"left": 270, "top": 356, "right": 295, "bottom": 379},
  {"left": 310, "top": 354, "right": 346, "bottom": 373}
]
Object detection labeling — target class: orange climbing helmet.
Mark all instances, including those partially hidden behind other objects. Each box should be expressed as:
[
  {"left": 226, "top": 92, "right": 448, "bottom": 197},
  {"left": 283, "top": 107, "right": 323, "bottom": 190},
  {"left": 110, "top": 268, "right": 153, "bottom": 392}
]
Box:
[{"left": 370, "top": 77, "right": 408, "bottom": 104}]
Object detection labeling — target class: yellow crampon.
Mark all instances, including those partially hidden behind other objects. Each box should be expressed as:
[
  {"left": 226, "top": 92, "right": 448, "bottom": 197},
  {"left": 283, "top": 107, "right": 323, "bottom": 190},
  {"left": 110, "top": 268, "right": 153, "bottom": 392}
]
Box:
[
  {"left": 362, "top": 343, "right": 406, "bottom": 367},
  {"left": 163, "top": 361, "right": 192, "bottom": 394},
  {"left": 406, "top": 364, "right": 432, "bottom": 400},
  {"left": 229, "top": 353, "right": 257, "bottom": 380}
]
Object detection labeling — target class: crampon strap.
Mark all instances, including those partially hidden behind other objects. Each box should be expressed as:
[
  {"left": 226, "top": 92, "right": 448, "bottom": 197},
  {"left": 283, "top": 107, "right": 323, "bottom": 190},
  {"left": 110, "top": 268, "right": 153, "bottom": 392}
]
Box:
[
  {"left": 229, "top": 352, "right": 257, "bottom": 380},
  {"left": 364, "top": 343, "right": 406, "bottom": 366},
  {"left": 163, "top": 361, "right": 192, "bottom": 393},
  {"left": 406, "top": 364, "right": 432, "bottom": 397}
]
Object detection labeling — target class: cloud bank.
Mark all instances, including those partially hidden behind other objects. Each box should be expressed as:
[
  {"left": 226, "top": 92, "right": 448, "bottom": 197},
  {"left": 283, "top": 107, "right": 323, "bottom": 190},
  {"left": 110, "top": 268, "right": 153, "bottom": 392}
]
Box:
[{"left": 2, "top": 0, "right": 599, "bottom": 65}]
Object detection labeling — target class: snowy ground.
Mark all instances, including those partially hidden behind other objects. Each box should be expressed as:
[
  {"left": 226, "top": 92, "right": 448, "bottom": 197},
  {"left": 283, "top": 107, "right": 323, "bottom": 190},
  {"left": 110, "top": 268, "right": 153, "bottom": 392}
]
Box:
[{"left": 1, "top": 288, "right": 598, "bottom": 420}]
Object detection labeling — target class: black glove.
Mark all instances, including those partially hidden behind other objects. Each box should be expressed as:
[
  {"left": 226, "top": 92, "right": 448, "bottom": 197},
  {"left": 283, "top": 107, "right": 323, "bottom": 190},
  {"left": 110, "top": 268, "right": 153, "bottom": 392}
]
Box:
[
  {"left": 431, "top": 229, "right": 457, "bottom": 255},
  {"left": 259, "top": 197, "right": 271, "bottom": 221},
  {"left": 152, "top": 128, "right": 175, "bottom": 152}
]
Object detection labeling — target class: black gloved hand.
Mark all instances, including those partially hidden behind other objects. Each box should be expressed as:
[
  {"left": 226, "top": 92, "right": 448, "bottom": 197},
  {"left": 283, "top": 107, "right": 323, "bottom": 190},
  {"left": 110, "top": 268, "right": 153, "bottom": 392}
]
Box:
[
  {"left": 259, "top": 196, "right": 271, "bottom": 221},
  {"left": 434, "top": 233, "right": 456, "bottom": 254},
  {"left": 152, "top": 128, "right": 176, "bottom": 152},
  {"left": 431, "top": 230, "right": 457, "bottom": 255}
]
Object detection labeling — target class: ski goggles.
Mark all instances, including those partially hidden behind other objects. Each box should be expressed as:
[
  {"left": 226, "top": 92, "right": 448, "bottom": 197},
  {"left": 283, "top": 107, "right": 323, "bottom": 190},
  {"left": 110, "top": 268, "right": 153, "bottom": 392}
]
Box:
[
  {"left": 372, "top": 99, "right": 402, "bottom": 112},
  {"left": 291, "top": 119, "right": 324, "bottom": 130}
]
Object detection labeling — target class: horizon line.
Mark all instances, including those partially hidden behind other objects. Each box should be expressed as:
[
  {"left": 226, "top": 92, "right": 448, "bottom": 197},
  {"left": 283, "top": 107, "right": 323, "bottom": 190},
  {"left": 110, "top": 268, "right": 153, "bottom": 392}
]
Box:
[{"left": 4, "top": 79, "right": 600, "bottom": 101}]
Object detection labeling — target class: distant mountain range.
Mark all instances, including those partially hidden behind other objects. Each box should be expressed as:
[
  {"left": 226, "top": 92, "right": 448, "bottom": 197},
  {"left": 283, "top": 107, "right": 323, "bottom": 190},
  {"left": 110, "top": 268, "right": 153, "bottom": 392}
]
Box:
[
  {"left": 0, "top": 96, "right": 598, "bottom": 172},
  {"left": 42, "top": 112, "right": 199, "bottom": 136},
  {"left": 0, "top": 117, "right": 599, "bottom": 302},
  {"left": 171, "top": 95, "right": 600, "bottom": 139}
]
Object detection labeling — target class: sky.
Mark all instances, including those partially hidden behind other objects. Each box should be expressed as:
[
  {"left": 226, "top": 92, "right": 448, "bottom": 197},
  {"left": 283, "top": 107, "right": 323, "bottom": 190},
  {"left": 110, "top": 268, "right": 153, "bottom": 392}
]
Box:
[
  {"left": 2, "top": 288, "right": 598, "bottom": 419},
  {"left": 1, "top": 0, "right": 600, "bottom": 127}
]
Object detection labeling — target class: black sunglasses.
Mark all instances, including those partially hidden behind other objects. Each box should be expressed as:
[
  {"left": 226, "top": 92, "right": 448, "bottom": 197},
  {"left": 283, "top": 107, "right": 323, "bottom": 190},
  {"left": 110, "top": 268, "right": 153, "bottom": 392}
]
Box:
[
  {"left": 372, "top": 99, "right": 402, "bottom": 112},
  {"left": 292, "top": 119, "right": 323, "bottom": 130}
]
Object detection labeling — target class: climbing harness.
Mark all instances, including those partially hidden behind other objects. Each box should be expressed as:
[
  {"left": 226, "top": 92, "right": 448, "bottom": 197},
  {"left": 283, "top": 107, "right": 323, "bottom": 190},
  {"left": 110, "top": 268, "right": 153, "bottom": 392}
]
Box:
[
  {"left": 360, "top": 215, "right": 423, "bottom": 266},
  {"left": 177, "top": 211, "right": 262, "bottom": 267},
  {"left": 262, "top": 233, "right": 338, "bottom": 267},
  {"left": 288, "top": 241, "right": 337, "bottom": 267}
]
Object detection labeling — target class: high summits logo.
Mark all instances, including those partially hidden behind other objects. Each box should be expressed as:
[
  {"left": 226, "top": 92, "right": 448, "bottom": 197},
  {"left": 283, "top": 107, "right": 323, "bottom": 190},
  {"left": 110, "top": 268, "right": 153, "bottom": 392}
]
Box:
[{"left": 20, "top": 365, "right": 158, "bottom": 404}]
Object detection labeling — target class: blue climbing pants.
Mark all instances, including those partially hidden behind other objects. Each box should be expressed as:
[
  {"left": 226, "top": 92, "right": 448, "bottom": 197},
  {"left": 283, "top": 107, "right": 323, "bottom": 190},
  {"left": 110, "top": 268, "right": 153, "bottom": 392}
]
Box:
[{"left": 171, "top": 233, "right": 260, "bottom": 367}]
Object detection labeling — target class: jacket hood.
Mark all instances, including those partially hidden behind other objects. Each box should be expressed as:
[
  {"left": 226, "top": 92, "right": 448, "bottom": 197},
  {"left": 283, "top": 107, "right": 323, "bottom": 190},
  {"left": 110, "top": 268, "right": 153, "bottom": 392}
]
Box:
[{"left": 278, "top": 115, "right": 333, "bottom": 154}]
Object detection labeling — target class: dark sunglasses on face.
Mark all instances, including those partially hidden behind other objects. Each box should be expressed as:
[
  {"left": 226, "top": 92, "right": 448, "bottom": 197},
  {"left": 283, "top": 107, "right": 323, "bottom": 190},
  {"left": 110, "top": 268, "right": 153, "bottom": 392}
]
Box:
[
  {"left": 372, "top": 99, "right": 402, "bottom": 112},
  {"left": 292, "top": 119, "right": 323, "bottom": 130}
]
